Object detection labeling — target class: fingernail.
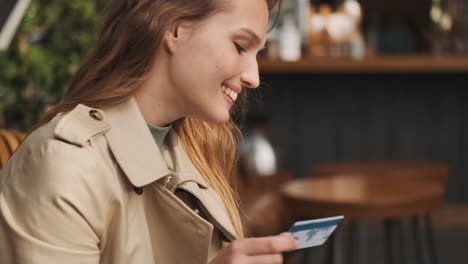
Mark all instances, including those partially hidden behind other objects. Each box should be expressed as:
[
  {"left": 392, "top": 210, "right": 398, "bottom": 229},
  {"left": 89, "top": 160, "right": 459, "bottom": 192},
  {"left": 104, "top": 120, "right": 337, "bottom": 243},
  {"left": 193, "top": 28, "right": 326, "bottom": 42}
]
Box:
[
  {"left": 279, "top": 232, "right": 298, "bottom": 247},
  {"left": 293, "top": 238, "right": 299, "bottom": 248}
]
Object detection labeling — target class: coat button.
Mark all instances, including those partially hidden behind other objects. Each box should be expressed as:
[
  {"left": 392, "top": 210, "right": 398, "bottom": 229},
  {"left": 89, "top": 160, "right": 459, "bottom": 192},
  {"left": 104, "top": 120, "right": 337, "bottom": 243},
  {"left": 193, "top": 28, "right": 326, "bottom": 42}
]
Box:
[
  {"left": 89, "top": 109, "right": 103, "bottom": 121},
  {"left": 133, "top": 186, "right": 143, "bottom": 195}
]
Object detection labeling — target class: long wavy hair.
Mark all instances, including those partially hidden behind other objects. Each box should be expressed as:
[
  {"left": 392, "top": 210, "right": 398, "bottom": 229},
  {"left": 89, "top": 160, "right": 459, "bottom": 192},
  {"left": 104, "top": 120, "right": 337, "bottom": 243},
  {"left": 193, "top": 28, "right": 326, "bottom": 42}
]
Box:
[{"left": 34, "top": 0, "right": 281, "bottom": 237}]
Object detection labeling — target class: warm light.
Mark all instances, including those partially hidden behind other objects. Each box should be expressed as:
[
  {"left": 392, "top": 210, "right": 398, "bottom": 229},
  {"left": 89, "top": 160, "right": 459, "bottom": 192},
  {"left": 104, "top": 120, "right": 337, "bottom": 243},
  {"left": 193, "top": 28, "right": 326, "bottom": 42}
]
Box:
[
  {"left": 440, "top": 13, "right": 452, "bottom": 31},
  {"left": 430, "top": 5, "right": 442, "bottom": 23},
  {"left": 252, "top": 135, "right": 277, "bottom": 176},
  {"left": 344, "top": 0, "right": 362, "bottom": 22},
  {"left": 326, "top": 14, "right": 355, "bottom": 42},
  {"left": 310, "top": 15, "right": 326, "bottom": 33}
]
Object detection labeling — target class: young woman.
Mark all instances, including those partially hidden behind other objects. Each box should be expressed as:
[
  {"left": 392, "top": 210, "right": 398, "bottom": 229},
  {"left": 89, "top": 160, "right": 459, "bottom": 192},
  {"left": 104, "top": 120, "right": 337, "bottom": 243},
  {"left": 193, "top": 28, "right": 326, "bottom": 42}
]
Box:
[{"left": 0, "top": 0, "right": 297, "bottom": 263}]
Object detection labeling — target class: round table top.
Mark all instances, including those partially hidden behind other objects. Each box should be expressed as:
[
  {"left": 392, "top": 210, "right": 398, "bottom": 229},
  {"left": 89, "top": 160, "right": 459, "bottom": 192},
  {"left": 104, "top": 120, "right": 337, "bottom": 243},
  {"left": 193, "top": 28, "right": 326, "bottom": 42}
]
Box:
[
  {"left": 311, "top": 161, "right": 449, "bottom": 184},
  {"left": 281, "top": 175, "right": 444, "bottom": 219}
]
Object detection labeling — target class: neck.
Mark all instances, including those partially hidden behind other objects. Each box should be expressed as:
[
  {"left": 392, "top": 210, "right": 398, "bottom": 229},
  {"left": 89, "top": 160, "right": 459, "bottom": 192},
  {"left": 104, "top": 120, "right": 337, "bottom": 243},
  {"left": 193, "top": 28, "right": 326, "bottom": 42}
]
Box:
[{"left": 134, "top": 58, "right": 183, "bottom": 127}]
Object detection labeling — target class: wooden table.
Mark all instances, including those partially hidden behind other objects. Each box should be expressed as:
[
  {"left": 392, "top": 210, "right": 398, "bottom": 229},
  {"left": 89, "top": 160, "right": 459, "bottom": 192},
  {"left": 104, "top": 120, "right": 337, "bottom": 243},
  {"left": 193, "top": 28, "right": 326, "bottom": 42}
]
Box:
[
  {"left": 311, "top": 161, "right": 449, "bottom": 184},
  {"left": 282, "top": 176, "right": 444, "bottom": 220},
  {"left": 281, "top": 175, "right": 444, "bottom": 264}
]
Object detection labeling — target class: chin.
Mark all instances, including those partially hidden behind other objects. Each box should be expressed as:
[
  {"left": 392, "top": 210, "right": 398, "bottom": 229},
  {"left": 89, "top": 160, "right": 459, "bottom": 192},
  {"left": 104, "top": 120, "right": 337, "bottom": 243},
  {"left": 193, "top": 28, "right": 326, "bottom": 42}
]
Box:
[
  {"left": 208, "top": 115, "right": 231, "bottom": 125},
  {"left": 190, "top": 103, "right": 232, "bottom": 124},
  {"left": 199, "top": 111, "right": 231, "bottom": 125}
]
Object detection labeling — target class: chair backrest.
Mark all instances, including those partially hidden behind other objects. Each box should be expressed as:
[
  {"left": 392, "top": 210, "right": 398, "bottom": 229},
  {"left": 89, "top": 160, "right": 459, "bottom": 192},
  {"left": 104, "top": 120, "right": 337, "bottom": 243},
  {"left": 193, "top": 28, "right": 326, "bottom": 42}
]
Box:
[{"left": 0, "top": 129, "right": 26, "bottom": 169}]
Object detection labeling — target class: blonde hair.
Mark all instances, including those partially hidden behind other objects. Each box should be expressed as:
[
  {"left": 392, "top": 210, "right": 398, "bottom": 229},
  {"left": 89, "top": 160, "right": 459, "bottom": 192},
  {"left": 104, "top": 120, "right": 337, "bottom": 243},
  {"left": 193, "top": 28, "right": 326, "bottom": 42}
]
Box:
[{"left": 34, "top": 0, "right": 281, "bottom": 238}]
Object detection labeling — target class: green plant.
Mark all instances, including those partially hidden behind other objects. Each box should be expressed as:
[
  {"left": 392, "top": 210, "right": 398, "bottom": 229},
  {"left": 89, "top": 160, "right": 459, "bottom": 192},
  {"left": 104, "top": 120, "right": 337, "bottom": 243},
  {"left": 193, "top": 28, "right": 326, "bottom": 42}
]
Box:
[{"left": 0, "top": 0, "right": 107, "bottom": 131}]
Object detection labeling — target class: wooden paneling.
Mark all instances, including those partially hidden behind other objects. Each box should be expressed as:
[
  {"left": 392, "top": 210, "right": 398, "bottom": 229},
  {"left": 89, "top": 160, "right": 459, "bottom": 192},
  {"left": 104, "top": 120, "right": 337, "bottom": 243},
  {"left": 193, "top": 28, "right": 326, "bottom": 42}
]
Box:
[{"left": 247, "top": 73, "right": 468, "bottom": 203}]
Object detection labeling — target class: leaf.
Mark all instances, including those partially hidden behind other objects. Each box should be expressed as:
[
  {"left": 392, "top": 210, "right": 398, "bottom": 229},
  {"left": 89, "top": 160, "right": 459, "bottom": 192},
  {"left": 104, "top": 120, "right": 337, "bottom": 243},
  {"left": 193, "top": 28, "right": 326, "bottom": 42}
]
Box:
[{"left": 0, "top": 0, "right": 107, "bottom": 131}]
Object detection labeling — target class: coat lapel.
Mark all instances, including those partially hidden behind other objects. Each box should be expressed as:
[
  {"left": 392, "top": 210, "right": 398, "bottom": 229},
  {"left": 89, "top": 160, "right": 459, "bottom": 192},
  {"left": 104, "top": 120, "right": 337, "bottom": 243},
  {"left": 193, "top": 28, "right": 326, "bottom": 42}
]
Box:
[
  {"left": 103, "top": 98, "right": 170, "bottom": 187},
  {"left": 164, "top": 133, "right": 239, "bottom": 241}
]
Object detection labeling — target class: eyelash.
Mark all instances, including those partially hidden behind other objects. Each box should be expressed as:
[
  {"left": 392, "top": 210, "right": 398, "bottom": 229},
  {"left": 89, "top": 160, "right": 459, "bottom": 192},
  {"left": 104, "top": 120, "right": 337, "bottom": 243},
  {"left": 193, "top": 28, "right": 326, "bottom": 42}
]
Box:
[{"left": 234, "top": 42, "right": 246, "bottom": 54}]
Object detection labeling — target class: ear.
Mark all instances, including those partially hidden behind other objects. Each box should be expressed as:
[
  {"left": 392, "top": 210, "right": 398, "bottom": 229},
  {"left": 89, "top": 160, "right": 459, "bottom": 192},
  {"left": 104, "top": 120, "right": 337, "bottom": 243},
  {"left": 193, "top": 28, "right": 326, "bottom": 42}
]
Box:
[
  {"left": 163, "top": 26, "right": 178, "bottom": 54},
  {"left": 163, "top": 21, "right": 191, "bottom": 54}
]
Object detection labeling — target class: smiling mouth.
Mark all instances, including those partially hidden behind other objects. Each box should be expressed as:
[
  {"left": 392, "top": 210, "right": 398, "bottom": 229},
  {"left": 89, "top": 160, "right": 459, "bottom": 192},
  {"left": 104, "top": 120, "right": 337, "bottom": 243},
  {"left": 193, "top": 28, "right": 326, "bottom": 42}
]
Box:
[{"left": 222, "top": 85, "right": 238, "bottom": 102}]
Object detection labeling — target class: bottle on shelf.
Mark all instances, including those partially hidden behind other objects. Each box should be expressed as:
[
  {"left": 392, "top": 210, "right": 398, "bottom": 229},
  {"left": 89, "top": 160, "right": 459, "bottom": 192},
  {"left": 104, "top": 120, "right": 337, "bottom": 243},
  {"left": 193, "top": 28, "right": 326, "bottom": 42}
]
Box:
[
  {"left": 308, "top": 4, "right": 332, "bottom": 57},
  {"left": 279, "top": 14, "right": 302, "bottom": 61},
  {"left": 343, "top": 0, "right": 366, "bottom": 59},
  {"left": 327, "top": 6, "right": 355, "bottom": 57}
]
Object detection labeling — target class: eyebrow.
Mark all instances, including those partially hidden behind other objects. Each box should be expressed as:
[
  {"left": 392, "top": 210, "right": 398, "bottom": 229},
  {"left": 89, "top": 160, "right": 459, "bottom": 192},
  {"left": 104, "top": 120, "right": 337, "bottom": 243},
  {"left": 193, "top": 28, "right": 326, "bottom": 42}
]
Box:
[{"left": 239, "top": 27, "right": 266, "bottom": 50}]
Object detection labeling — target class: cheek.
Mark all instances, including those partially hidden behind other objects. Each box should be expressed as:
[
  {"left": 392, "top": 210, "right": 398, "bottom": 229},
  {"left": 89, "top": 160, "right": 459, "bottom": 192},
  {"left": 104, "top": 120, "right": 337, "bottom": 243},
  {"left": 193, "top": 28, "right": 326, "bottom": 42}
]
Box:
[
  {"left": 193, "top": 50, "right": 238, "bottom": 86},
  {"left": 213, "top": 49, "right": 241, "bottom": 79},
  {"left": 173, "top": 39, "right": 241, "bottom": 90}
]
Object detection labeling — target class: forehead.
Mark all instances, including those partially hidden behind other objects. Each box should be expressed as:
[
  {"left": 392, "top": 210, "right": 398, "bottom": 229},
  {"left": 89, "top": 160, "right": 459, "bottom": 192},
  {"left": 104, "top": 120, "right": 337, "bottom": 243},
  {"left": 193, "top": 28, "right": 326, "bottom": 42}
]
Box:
[
  {"left": 230, "top": 0, "right": 269, "bottom": 19},
  {"left": 202, "top": 0, "right": 269, "bottom": 41}
]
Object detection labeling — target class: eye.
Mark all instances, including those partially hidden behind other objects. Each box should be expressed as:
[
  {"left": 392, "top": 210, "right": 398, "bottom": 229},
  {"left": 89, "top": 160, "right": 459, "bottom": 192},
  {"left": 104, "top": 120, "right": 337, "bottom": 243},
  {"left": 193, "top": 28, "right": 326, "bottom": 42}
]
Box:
[{"left": 234, "top": 42, "right": 246, "bottom": 54}]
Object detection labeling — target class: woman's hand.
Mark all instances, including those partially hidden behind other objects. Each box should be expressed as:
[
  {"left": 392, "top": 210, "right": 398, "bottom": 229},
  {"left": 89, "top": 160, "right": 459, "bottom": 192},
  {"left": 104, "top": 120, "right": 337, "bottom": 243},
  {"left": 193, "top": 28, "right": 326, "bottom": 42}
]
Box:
[{"left": 210, "top": 232, "right": 298, "bottom": 264}]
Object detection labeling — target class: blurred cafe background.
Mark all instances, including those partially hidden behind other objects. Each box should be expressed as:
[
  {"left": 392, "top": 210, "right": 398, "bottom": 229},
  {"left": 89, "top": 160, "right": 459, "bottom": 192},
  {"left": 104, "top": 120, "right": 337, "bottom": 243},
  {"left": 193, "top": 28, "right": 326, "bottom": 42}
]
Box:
[{"left": 1, "top": 0, "right": 468, "bottom": 263}]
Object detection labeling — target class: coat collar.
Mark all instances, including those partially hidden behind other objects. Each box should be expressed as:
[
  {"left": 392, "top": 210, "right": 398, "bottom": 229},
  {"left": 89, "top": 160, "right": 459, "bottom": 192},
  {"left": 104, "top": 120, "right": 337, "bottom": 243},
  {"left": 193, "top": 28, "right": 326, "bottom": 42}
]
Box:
[
  {"left": 55, "top": 98, "right": 238, "bottom": 240},
  {"left": 162, "top": 132, "right": 210, "bottom": 188},
  {"left": 163, "top": 133, "right": 238, "bottom": 240},
  {"left": 103, "top": 98, "right": 209, "bottom": 189},
  {"left": 103, "top": 98, "right": 171, "bottom": 187},
  {"left": 103, "top": 98, "right": 236, "bottom": 240}
]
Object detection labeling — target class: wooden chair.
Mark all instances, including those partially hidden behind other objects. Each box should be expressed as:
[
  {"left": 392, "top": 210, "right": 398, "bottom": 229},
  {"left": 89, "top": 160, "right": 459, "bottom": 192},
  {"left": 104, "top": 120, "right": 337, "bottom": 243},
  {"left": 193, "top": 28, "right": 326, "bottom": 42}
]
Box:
[
  {"left": 238, "top": 171, "right": 300, "bottom": 264},
  {"left": 0, "top": 129, "right": 27, "bottom": 169},
  {"left": 238, "top": 171, "right": 293, "bottom": 237}
]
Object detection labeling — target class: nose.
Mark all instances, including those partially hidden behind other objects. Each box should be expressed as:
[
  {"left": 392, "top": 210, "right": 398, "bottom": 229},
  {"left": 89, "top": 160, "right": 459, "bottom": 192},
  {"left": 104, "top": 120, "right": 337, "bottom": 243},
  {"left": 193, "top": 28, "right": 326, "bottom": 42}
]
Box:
[{"left": 240, "top": 58, "right": 260, "bottom": 89}]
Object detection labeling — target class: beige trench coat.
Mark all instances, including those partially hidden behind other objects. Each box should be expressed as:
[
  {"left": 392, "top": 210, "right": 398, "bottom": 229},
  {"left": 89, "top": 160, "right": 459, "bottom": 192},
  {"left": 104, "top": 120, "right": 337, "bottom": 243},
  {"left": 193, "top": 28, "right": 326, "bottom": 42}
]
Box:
[{"left": 0, "top": 98, "right": 238, "bottom": 264}]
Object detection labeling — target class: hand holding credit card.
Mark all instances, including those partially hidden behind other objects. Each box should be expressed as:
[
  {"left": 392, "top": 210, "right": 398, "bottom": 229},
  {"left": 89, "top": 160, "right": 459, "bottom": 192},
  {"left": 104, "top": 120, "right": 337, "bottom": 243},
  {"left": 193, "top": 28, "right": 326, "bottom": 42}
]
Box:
[{"left": 289, "top": 215, "right": 344, "bottom": 249}]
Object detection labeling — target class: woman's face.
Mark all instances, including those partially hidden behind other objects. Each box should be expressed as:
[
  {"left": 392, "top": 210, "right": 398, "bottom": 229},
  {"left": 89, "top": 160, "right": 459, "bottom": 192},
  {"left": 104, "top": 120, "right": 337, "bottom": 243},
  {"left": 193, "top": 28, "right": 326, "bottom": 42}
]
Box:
[{"left": 164, "top": 0, "right": 269, "bottom": 124}]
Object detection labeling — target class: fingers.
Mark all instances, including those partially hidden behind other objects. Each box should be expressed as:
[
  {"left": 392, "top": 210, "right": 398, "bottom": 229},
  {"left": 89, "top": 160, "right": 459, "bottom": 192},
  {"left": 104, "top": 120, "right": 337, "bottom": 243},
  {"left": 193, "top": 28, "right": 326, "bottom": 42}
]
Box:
[
  {"left": 210, "top": 234, "right": 298, "bottom": 264},
  {"left": 231, "top": 233, "right": 297, "bottom": 256},
  {"left": 245, "top": 253, "right": 284, "bottom": 264},
  {"left": 279, "top": 232, "right": 294, "bottom": 238}
]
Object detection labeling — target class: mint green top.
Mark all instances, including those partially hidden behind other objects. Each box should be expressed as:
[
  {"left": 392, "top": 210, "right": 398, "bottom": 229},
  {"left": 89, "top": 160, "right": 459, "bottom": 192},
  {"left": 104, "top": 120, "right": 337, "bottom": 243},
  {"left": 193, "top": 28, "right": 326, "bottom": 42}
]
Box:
[{"left": 147, "top": 122, "right": 172, "bottom": 152}]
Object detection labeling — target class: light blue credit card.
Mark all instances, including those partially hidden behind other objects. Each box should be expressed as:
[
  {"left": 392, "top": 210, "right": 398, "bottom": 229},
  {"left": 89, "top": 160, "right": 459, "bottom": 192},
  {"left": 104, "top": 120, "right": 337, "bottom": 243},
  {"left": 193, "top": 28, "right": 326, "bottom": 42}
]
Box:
[{"left": 289, "top": 215, "right": 344, "bottom": 249}]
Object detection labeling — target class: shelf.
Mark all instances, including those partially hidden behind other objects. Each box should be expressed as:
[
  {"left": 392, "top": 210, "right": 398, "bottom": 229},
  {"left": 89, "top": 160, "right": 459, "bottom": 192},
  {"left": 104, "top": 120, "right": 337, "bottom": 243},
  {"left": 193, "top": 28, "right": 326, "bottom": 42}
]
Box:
[{"left": 258, "top": 55, "right": 468, "bottom": 74}]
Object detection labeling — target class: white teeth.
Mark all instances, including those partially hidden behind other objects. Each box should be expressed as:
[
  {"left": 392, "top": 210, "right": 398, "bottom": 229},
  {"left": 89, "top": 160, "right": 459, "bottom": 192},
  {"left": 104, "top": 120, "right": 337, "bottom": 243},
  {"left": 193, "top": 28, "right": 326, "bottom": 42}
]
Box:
[
  {"left": 222, "top": 85, "right": 238, "bottom": 102},
  {"left": 231, "top": 91, "right": 238, "bottom": 101}
]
